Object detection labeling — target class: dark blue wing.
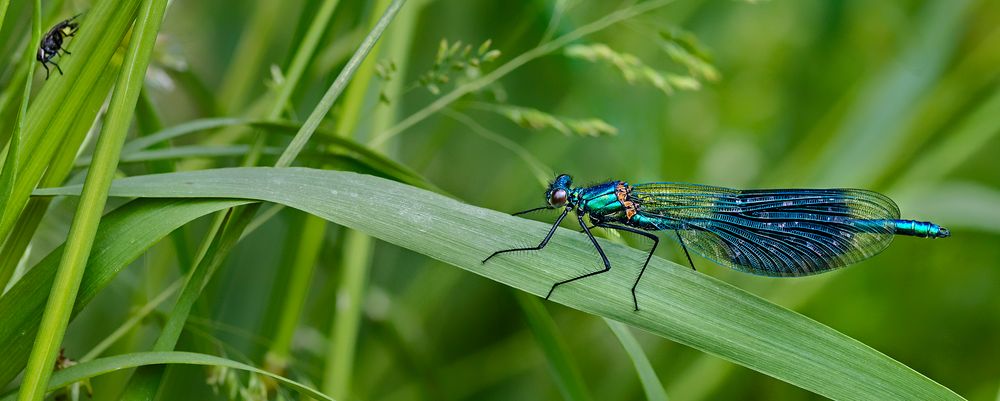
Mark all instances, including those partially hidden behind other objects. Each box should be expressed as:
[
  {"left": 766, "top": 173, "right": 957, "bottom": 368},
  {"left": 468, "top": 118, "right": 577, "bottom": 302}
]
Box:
[{"left": 629, "top": 183, "right": 900, "bottom": 276}]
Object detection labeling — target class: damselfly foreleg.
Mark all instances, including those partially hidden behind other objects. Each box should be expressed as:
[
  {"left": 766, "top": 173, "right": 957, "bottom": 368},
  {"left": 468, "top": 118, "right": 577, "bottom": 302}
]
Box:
[{"left": 482, "top": 208, "right": 569, "bottom": 264}]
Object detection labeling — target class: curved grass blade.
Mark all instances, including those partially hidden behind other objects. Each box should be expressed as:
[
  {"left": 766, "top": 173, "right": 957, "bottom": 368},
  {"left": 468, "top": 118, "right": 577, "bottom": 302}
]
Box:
[
  {"left": 0, "top": 0, "right": 144, "bottom": 242},
  {"left": 0, "top": 198, "right": 248, "bottom": 387},
  {"left": 16, "top": 0, "right": 172, "bottom": 397},
  {"left": 515, "top": 292, "right": 592, "bottom": 401},
  {"left": 605, "top": 319, "right": 669, "bottom": 401},
  {"left": 0, "top": 351, "right": 334, "bottom": 401},
  {"left": 36, "top": 168, "right": 964, "bottom": 401},
  {"left": 120, "top": 117, "right": 438, "bottom": 192}
]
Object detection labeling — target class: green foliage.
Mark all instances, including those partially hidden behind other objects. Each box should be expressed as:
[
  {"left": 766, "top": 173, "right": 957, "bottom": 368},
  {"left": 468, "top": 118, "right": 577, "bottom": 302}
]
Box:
[
  {"left": 488, "top": 103, "right": 618, "bottom": 137},
  {"left": 417, "top": 38, "right": 501, "bottom": 95},
  {"left": 35, "top": 167, "right": 963, "bottom": 400},
  {"left": 565, "top": 43, "right": 702, "bottom": 94},
  {"left": 658, "top": 27, "right": 720, "bottom": 82}
]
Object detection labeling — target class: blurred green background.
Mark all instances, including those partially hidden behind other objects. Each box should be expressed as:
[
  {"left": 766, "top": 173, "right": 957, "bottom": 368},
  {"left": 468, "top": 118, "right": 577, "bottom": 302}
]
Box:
[{"left": 5, "top": 0, "right": 999, "bottom": 399}]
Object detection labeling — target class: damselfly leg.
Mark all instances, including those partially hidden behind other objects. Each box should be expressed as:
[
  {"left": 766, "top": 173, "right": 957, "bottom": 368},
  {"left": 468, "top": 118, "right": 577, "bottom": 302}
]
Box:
[
  {"left": 482, "top": 208, "right": 569, "bottom": 264},
  {"left": 544, "top": 213, "right": 613, "bottom": 299},
  {"left": 594, "top": 223, "right": 659, "bottom": 311},
  {"left": 673, "top": 229, "right": 696, "bottom": 271}
]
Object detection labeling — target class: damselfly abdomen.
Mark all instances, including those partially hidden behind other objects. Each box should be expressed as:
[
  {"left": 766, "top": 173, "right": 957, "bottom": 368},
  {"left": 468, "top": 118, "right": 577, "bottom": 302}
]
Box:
[{"left": 483, "top": 174, "right": 949, "bottom": 310}]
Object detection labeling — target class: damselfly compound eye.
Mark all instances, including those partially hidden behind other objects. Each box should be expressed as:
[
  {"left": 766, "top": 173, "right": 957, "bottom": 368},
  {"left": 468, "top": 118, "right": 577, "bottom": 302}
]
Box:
[{"left": 549, "top": 189, "right": 568, "bottom": 206}]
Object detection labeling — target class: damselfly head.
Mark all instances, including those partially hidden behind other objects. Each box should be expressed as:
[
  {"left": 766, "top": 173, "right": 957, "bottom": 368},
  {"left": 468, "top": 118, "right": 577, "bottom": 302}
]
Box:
[{"left": 545, "top": 174, "right": 573, "bottom": 207}]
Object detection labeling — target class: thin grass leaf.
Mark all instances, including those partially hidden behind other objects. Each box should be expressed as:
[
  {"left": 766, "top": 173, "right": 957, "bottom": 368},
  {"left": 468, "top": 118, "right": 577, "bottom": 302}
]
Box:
[
  {"left": 36, "top": 167, "right": 964, "bottom": 401},
  {"left": 890, "top": 88, "right": 1000, "bottom": 192},
  {"left": 323, "top": 2, "right": 400, "bottom": 397},
  {"left": 0, "top": 352, "right": 335, "bottom": 401},
  {"left": 0, "top": 0, "right": 38, "bottom": 290},
  {"left": 515, "top": 292, "right": 592, "bottom": 401},
  {"left": 216, "top": 0, "right": 287, "bottom": 113},
  {"left": 265, "top": 215, "right": 325, "bottom": 373},
  {"left": 119, "top": 2, "right": 407, "bottom": 399},
  {"left": 119, "top": 117, "right": 440, "bottom": 190},
  {"left": 0, "top": 0, "right": 143, "bottom": 241},
  {"left": 81, "top": 278, "right": 184, "bottom": 362},
  {"left": 0, "top": 198, "right": 248, "bottom": 387},
  {"left": 15, "top": 0, "right": 169, "bottom": 397},
  {"left": 441, "top": 108, "right": 553, "bottom": 188},
  {"left": 0, "top": 62, "right": 120, "bottom": 288},
  {"left": 369, "top": 0, "right": 679, "bottom": 147},
  {"left": 605, "top": 319, "right": 669, "bottom": 401},
  {"left": 786, "top": 0, "right": 974, "bottom": 187},
  {"left": 0, "top": 0, "right": 11, "bottom": 38}
]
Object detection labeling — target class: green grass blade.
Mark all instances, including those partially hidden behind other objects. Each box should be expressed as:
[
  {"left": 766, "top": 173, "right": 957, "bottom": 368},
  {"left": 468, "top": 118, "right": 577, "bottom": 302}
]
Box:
[
  {"left": 275, "top": 0, "right": 406, "bottom": 167},
  {"left": 0, "top": 352, "right": 335, "bottom": 401},
  {"left": 263, "top": 0, "right": 342, "bottom": 120},
  {"left": 80, "top": 278, "right": 184, "bottom": 362},
  {"left": 605, "top": 319, "right": 669, "bottom": 401},
  {"left": 0, "top": 0, "right": 142, "bottom": 241},
  {"left": 515, "top": 292, "right": 592, "bottom": 401},
  {"left": 891, "top": 88, "right": 1000, "bottom": 192},
  {"left": 15, "top": 0, "right": 170, "bottom": 398},
  {"left": 321, "top": 1, "right": 397, "bottom": 397},
  {"left": 0, "top": 0, "right": 11, "bottom": 36},
  {"left": 795, "top": 0, "right": 973, "bottom": 186},
  {"left": 0, "top": 63, "right": 120, "bottom": 288},
  {"left": 368, "top": 0, "right": 677, "bottom": 147},
  {"left": 0, "top": 198, "right": 248, "bottom": 387},
  {"left": 117, "top": 118, "right": 437, "bottom": 191},
  {"left": 323, "top": 228, "right": 373, "bottom": 397},
  {"left": 265, "top": 214, "right": 325, "bottom": 373},
  {"left": 216, "top": 0, "right": 287, "bottom": 113},
  {"left": 34, "top": 167, "right": 965, "bottom": 400},
  {"left": 0, "top": 0, "right": 38, "bottom": 289},
  {"left": 119, "top": 2, "right": 406, "bottom": 397}
]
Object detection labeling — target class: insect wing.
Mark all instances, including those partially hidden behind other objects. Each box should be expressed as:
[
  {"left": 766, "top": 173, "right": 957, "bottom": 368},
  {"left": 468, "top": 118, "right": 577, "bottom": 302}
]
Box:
[{"left": 630, "top": 183, "right": 901, "bottom": 276}]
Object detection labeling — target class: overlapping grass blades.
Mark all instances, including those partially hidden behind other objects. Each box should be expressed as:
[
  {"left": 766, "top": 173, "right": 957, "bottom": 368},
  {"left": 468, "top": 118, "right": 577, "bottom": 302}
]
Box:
[{"left": 33, "top": 167, "right": 964, "bottom": 400}]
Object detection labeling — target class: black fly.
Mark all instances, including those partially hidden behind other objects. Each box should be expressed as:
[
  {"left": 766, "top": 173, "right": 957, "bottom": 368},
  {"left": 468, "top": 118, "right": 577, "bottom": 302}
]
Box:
[{"left": 37, "top": 14, "right": 81, "bottom": 79}]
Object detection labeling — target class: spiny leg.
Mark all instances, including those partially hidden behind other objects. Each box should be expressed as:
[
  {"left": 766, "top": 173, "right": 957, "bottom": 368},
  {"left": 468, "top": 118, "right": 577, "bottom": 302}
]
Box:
[
  {"left": 596, "top": 223, "right": 658, "bottom": 311},
  {"left": 674, "top": 229, "right": 696, "bottom": 271},
  {"left": 512, "top": 205, "right": 553, "bottom": 216},
  {"left": 482, "top": 208, "right": 569, "bottom": 264},
  {"left": 60, "top": 48, "right": 71, "bottom": 55},
  {"left": 42, "top": 62, "right": 51, "bottom": 80},
  {"left": 546, "top": 213, "right": 612, "bottom": 299}
]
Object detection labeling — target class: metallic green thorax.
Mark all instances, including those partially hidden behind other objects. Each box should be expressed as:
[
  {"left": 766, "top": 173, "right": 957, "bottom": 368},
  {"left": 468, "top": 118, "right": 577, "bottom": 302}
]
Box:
[{"left": 573, "top": 182, "right": 622, "bottom": 217}]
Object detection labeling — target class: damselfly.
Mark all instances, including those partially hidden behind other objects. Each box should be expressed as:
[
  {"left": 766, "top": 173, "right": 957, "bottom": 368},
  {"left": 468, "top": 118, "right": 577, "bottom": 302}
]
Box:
[{"left": 483, "top": 174, "right": 949, "bottom": 310}]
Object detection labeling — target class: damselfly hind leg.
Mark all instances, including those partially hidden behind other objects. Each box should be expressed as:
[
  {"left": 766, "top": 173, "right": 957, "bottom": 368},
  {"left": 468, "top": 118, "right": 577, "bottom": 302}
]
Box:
[
  {"left": 674, "top": 229, "right": 696, "bottom": 271},
  {"left": 545, "top": 213, "right": 613, "bottom": 299},
  {"left": 482, "top": 208, "right": 569, "bottom": 264},
  {"left": 596, "top": 223, "right": 659, "bottom": 311}
]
